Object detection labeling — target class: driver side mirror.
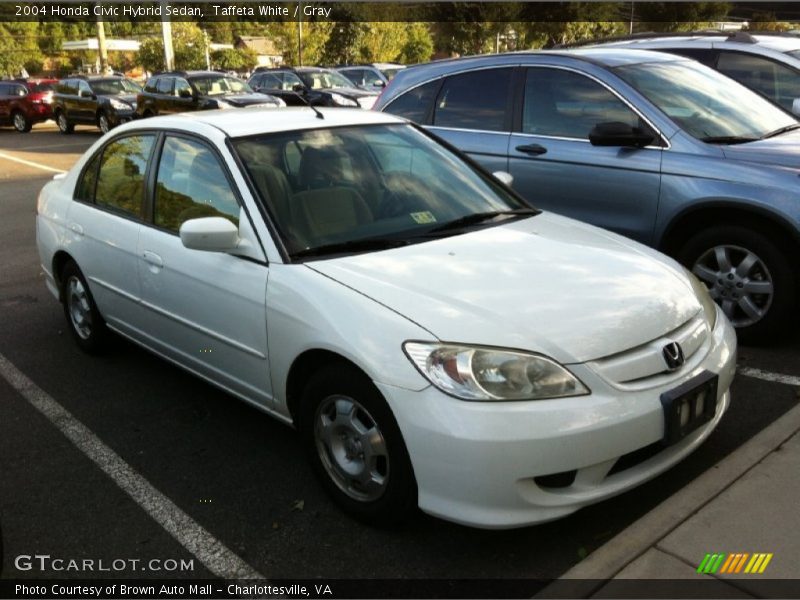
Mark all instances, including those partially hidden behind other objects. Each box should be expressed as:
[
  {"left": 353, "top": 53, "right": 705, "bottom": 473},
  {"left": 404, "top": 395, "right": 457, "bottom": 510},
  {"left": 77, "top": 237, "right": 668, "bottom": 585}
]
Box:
[
  {"left": 79, "top": 89, "right": 94, "bottom": 99},
  {"left": 178, "top": 88, "right": 193, "bottom": 99},
  {"left": 373, "top": 80, "right": 386, "bottom": 88},
  {"left": 292, "top": 83, "right": 307, "bottom": 93},
  {"left": 180, "top": 217, "right": 240, "bottom": 252},
  {"left": 589, "top": 121, "right": 655, "bottom": 148}
]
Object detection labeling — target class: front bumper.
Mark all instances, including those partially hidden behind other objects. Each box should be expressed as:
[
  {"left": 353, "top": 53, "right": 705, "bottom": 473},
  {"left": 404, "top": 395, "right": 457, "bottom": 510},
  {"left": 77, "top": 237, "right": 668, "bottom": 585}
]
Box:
[{"left": 377, "top": 312, "right": 736, "bottom": 529}]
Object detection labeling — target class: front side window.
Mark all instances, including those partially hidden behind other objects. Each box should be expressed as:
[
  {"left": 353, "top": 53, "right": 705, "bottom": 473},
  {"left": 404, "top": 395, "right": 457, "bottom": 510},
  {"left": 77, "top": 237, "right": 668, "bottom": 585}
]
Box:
[
  {"left": 298, "top": 70, "right": 354, "bottom": 90},
  {"left": 614, "top": 59, "right": 796, "bottom": 141},
  {"left": 523, "top": 68, "right": 642, "bottom": 139},
  {"left": 91, "top": 78, "right": 142, "bottom": 95},
  {"left": 154, "top": 136, "right": 240, "bottom": 233},
  {"left": 384, "top": 80, "right": 440, "bottom": 125},
  {"left": 716, "top": 51, "right": 800, "bottom": 113},
  {"left": 144, "top": 78, "right": 158, "bottom": 93},
  {"left": 433, "top": 68, "right": 512, "bottom": 132},
  {"left": 234, "top": 124, "right": 531, "bottom": 258},
  {"left": 156, "top": 78, "right": 174, "bottom": 95},
  {"left": 174, "top": 78, "right": 192, "bottom": 97},
  {"left": 190, "top": 76, "right": 251, "bottom": 96},
  {"left": 95, "top": 135, "right": 155, "bottom": 218}
]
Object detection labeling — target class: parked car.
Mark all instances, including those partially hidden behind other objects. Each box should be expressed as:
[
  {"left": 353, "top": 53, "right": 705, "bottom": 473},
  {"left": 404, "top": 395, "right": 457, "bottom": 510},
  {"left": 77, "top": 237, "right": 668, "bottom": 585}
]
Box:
[
  {"left": 375, "top": 49, "right": 800, "bottom": 342},
  {"left": 336, "top": 63, "right": 406, "bottom": 92},
  {"left": 136, "top": 71, "right": 283, "bottom": 118},
  {"left": 336, "top": 65, "right": 390, "bottom": 92},
  {"left": 575, "top": 31, "right": 800, "bottom": 115},
  {"left": 53, "top": 76, "right": 141, "bottom": 134},
  {"left": 36, "top": 107, "right": 735, "bottom": 529},
  {"left": 248, "top": 67, "right": 379, "bottom": 108},
  {"left": 0, "top": 79, "right": 57, "bottom": 132}
]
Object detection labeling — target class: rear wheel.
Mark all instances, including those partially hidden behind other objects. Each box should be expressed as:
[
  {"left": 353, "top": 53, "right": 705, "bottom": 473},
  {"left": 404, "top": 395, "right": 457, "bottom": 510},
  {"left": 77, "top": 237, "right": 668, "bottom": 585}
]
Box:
[
  {"left": 56, "top": 111, "right": 74, "bottom": 134},
  {"left": 12, "top": 111, "right": 32, "bottom": 132},
  {"left": 298, "top": 363, "right": 417, "bottom": 526},
  {"left": 677, "top": 224, "right": 797, "bottom": 343},
  {"left": 60, "top": 261, "right": 109, "bottom": 353}
]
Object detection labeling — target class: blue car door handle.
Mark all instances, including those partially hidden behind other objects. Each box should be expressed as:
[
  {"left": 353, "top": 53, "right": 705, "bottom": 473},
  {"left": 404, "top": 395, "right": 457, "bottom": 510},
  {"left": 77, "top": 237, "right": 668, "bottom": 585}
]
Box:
[{"left": 515, "top": 143, "right": 548, "bottom": 156}]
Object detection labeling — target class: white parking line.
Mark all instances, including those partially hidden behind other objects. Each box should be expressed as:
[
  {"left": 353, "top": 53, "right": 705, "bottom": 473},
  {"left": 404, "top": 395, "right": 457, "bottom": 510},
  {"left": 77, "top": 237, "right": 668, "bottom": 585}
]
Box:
[
  {"left": 0, "top": 151, "right": 66, "bottom": 174},
  {"left": 0, "top": 352, "right": 265, "bottom": 580},
  {"left": 739, "top": 366, "right": 800, "bottom": 387}
]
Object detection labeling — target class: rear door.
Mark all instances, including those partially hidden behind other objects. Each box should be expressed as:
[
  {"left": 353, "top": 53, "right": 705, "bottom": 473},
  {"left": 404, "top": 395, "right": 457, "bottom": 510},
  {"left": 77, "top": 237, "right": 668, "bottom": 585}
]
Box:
[
  {"left": 427, "top": 67, "right": 516, "bottom": 174},
  {"left": 507, "top": 66, "right": 663, "bottom": 244},
  {"left": 64, "top": 133, "right": 155, "bottom": 332},
  {"left": 0, "top": 84, "right": 9, "bottom": 122}
]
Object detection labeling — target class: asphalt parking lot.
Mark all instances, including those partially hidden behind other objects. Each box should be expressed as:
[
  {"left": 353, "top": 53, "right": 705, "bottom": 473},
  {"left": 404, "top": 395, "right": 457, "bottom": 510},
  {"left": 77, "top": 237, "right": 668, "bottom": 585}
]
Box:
[{"left": 1, "top": 123, "right": 799, "bottom": 590}]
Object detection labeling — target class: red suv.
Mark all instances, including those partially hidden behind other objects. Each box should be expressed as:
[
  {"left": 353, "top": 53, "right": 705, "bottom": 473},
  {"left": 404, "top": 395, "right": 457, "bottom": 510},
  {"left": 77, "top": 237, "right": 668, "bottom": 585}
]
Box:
[{"left": 0, "top": 79, "right": 57, "bottom": 132}]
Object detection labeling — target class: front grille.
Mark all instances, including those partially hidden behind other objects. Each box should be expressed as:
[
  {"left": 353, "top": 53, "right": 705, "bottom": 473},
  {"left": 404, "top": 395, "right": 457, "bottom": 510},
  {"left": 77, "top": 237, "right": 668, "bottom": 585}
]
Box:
[{"left": 588, "top": 313, "right": 710, "bottom": 390}]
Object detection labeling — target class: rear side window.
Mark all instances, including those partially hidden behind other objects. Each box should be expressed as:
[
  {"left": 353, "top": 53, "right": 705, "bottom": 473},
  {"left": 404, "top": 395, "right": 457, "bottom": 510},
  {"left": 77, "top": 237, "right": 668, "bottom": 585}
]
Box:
[
  {"left": 716, "top": 51, "right": 800, "bottom": 113},
  {"left": 384, "top": 79, "right": 440, "bottom": 124},
  {"left": 94, "top": 135, "right": 155, "bottom": 218},
  {"left": 75, "top": 153, "right": 101, "bottom": 202},
  {"left": 156, "top": 78, "right": 174, "bottom": 95},
  {"left": 154, "top": 136, "right": 239, "bottom": 233},
  {"left": 433, "top": 68, "right": 513, "bottom": 132}
]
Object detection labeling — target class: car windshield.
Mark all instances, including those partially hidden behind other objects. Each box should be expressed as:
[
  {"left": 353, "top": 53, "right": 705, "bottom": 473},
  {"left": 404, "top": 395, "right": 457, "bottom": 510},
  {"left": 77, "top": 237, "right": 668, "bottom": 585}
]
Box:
[
  {"left": 233, "top": 123, "right": 533, "bottom": 258},
  {"left": 785, "top": 49, "right": 800, "bottom": 60},
  {"left": 191, "top": 76, "right": 252, "bottom": 95},
  {"left": 91, "top": 78, "right": 142, "bottom": 95},
  {"left": 613, "top": 59, "right": 797, "bottom": 142},
  {"left": 299, "top": 69, "right": 355, "bottom": 90}
]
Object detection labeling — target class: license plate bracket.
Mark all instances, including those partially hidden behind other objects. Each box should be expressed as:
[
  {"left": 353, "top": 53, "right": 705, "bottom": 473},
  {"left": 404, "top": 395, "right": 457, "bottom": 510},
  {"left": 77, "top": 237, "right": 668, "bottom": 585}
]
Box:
[{"left": 660, "top": 370, "right": 718, "bottom": 446}]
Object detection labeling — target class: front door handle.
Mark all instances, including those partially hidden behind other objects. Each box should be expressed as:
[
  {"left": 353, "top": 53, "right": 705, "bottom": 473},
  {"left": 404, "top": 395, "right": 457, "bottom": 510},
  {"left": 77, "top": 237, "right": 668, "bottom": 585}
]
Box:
[
  {"left": 68, "top": 222, "right": 84, "bottom": 236},
  {"left": 142, "top": 250, "right": 164, "bottom": 270},
  {"left": 515, "top": 143, "right": 548, "bottom": 156}
]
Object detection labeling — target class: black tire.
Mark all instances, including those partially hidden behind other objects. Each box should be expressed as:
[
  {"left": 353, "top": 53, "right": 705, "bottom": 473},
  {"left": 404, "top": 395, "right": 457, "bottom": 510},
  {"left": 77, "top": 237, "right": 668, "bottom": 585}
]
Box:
[
  {"left": 12, "top": 110, "right": 32, "bottom": 132},
  {"left": 97, "top": 111, "right": 111, "bottom": 134},
  {"left": 60, "top": 261, "right": 109, "bottom": 353},
  {"left": 298, "top": 363, "right": 417, "bottom": 526},
  {"left": 56, "top": 111, "right": 74, "bottom": 134},
  {"left": 142, "top": 109, "right": 155, "bottom": 118},
  {"left": 676, "top": 224, "right": 797, "bottom": 344}
]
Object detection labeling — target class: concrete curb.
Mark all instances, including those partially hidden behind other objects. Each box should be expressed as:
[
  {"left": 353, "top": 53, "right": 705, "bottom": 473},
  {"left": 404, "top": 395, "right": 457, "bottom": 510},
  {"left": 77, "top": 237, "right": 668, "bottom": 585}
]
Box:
[{"left": 536, "top": 399, "right": 800, "bottom": 598}]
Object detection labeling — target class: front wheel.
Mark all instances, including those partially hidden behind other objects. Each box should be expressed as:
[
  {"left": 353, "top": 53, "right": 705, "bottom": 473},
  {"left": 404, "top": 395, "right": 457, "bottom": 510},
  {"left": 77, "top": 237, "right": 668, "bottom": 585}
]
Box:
[
  {"left": 677, "top": 225, "right": 797, "bottom": 343},
  {"left": 56, "top": 111, "right": 74, "bottom": 134},
  {"left": 12, "top": 111, "right": 32, "bottom": 132},
  {"left": 60, "top": 261, "right": 109, "bottom": 353},
  {"left": 98, "top": 111, "right": 111, "bottom": 133},
  {"left": 299, "top": 364, "right": 417, "bottom": 526}
]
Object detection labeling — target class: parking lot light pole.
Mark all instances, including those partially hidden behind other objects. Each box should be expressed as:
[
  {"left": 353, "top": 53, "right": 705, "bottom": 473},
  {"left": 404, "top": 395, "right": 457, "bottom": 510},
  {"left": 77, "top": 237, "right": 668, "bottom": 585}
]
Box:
[{"left": 161, "top": 0, "right": 175, "bottom": 71}]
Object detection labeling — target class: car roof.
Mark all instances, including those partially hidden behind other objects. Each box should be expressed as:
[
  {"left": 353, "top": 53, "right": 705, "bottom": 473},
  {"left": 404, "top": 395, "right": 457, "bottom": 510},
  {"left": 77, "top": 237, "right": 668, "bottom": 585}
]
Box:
[
  {"left": 120, "top": 107, "right": 403, "bottom": 138},
  {"left": 592, "top": 32, "right": 800, "bottom": 53}
]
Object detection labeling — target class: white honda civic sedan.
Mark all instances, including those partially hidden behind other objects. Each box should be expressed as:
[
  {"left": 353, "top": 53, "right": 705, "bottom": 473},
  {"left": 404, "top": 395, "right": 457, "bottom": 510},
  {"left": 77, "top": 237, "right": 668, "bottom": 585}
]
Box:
[{"left": 36, "top": 108, "right": 736, "bottom": 529}]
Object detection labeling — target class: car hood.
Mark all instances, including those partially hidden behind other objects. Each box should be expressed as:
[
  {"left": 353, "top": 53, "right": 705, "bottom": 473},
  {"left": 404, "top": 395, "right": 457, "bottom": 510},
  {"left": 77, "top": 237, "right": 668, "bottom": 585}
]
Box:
[
  {"left": 721, "top": 129, "right": 800, "bottom": 168},
  {"left": 109, "top": 94, "right": 138, "bottom": 105},
  {"left": 217, "top": 93, "right": 281, "bottom": 106},
  {"left": 326, "top": 86, "right": 379, "bottom": 99},
  {"left": 307, "top": 213, "right": 701, "bottom": 364}
]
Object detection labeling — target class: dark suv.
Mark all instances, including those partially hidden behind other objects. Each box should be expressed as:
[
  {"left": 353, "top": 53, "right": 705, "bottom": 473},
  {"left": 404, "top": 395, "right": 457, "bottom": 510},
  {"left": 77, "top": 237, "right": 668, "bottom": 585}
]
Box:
[
  {"left": 53, "top": 76, "right": 141, "bottom": 134},
  {"left": 0, "top": 79, "right": 56, "bottom": 132},
  {"left": 248, "top": 67, "right": 378, "bottom": 108},
  {"left": 136, "top": 71, "right": 283, "bottom": 118}
]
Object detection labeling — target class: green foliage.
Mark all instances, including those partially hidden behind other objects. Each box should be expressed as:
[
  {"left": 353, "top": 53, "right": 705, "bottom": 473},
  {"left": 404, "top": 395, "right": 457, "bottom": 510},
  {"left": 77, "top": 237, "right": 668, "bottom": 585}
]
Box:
[
  {"left": 138, "top": 22, "right": 207, "bottom": 72},
  {"left": 211, "top": 47, "right": 258, "bottom": 71}
]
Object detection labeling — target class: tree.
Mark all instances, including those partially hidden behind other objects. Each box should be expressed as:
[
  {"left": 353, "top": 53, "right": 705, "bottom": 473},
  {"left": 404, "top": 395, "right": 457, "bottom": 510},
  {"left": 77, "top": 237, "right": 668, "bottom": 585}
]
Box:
[
  {"left": 137, "top": 22, "right": 206, "bottom": 72},
  {"left": 211, "top": 47, "right": 258, "bottom": 71},
  {"left": 399, "top": 23, "right": 434, "bottom": 64}
]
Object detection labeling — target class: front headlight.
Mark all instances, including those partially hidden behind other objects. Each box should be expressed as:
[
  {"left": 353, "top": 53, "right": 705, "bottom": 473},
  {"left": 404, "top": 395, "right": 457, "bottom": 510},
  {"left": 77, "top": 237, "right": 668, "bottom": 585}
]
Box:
[
  {"left": 683, "top": 267, "right": 718, "bottom": 331},
  {"left": 109, "top": 98, "right": 131, "bottom": 110},
  {"left": 330, "top": 93, "right": 358, "bottom": 107},
  {"left": 403, "top": 342, "right": 589, "bottom": 401},
  {"left": 215, "top": 100, "right": 234, "bottom": 109}
]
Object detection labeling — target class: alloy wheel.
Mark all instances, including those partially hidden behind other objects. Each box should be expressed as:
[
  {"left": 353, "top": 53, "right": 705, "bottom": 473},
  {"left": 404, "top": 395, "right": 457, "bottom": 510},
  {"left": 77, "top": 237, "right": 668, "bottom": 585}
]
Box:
[
  {"left": 99, "top": 113, "right": 109, "bottom": 133},
  {"left": 13, "top": 113, "right": 27, "bottom": 132},
  {"left": 57, "top": 113, "right": 68, "bottom": 132},
  {"left": 692, "top": 244, "right": 773, "bottom": 327}
]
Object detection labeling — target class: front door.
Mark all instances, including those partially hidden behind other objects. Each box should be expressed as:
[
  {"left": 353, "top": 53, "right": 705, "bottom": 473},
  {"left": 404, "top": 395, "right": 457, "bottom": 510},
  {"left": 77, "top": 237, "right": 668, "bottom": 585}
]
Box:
[
  {"left": 508, "top": 67, "right": 663, "bottom": 244},
  {"left": 136, "top": 134, "right": 272, "bottom": 407}
]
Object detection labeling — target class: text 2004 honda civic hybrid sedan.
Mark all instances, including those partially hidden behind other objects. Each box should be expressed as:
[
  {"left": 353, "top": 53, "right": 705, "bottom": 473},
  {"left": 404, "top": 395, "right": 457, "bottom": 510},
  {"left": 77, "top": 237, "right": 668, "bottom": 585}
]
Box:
[{"left": 36, "top": 108, "right": 736, "bottom": 528}]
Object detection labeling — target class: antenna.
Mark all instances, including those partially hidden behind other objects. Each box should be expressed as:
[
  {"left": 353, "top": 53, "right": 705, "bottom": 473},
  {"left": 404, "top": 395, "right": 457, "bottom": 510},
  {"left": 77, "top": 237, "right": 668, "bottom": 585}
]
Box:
[{"left": 295, "top": 92, "right": 324, "bottom": 119}]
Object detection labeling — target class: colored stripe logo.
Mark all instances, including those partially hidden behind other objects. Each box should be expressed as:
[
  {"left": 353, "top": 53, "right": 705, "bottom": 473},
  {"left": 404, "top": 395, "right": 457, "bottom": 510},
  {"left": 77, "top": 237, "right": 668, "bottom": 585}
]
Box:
[{"left": 697, "top": 552, "right": 773, "bottom": 574}]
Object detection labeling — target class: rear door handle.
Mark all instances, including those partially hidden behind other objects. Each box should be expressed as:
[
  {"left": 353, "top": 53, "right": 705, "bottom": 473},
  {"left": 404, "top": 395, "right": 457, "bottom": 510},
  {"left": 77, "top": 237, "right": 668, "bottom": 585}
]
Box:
[
  {"left": 68, "top": 222, "right": 84, "bottom": 236},
  {"left": 142, "top": 250, "right": 164, "bottom": 269},
  {"left": 515, "top": 143, "right": 548, "bottom": 156}
]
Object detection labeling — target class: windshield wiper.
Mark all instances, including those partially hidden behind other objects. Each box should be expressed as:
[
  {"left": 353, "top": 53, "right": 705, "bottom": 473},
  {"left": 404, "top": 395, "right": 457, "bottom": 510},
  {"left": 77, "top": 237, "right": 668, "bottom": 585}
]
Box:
[
  {"left": 425, "top": 208, "right": 538, "bottom": 234},
  {"left": 291, "top": 237, "right": 409, "bottom": 260},
  {"left": 760, "top": 123, "right": 800, "bottom": 139},
  {"left": 700, "top": 136, "right": 759, "bottom": 145}
]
